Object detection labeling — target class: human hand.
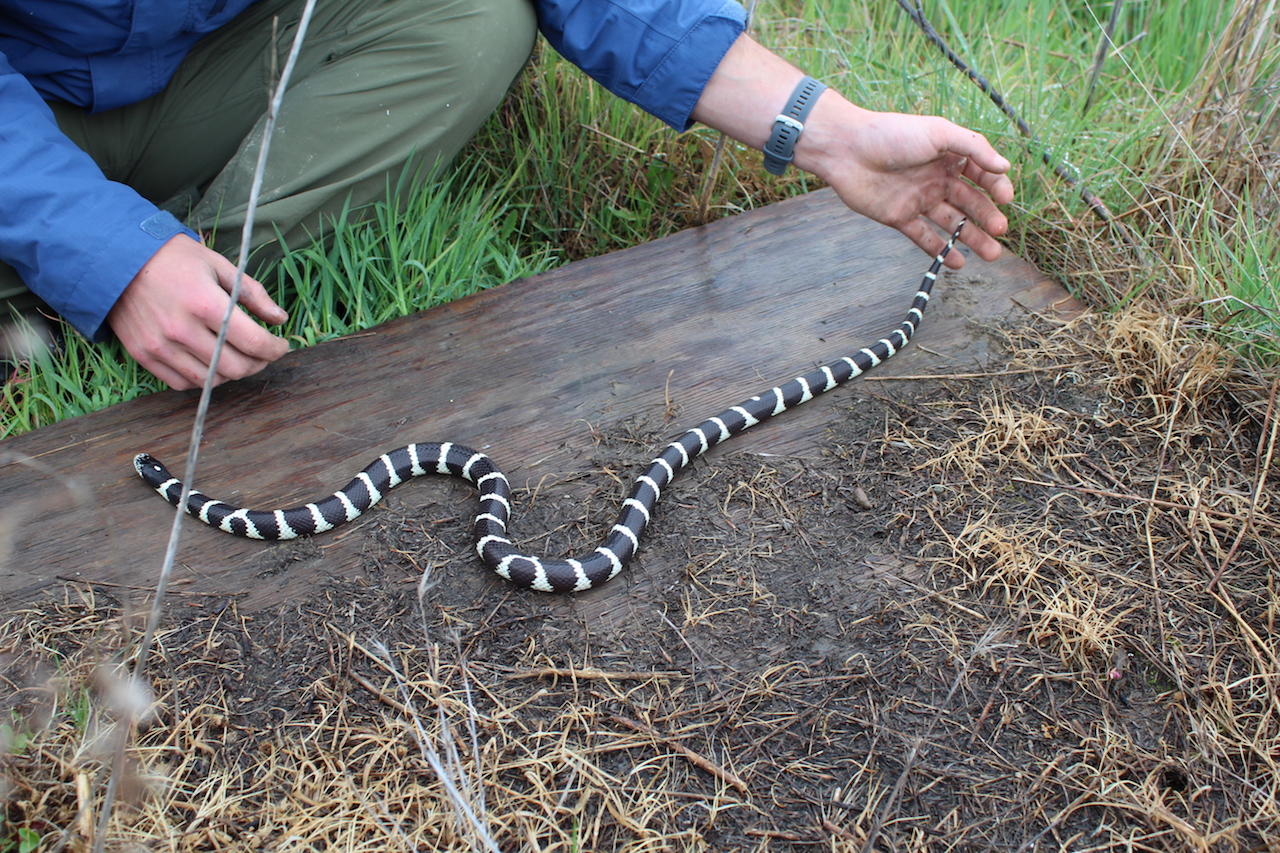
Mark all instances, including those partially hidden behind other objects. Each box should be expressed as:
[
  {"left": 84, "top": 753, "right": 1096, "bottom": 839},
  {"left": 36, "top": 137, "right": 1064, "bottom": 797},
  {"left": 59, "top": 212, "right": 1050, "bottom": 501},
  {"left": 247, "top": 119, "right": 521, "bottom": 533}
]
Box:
[
  {"left": 794, "top": 94, "right": 1014, "bottom": 268},
  {"left": 692, "top": 35, "right": 1013, "bottom": 268},
  {"left": 107, "top": 234, "right": 290, "bottom": 390}
]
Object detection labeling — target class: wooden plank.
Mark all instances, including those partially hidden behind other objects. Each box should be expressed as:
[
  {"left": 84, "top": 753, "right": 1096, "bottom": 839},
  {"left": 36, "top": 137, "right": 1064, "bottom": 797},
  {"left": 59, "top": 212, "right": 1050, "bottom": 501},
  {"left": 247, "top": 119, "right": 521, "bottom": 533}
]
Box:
[{"left": 0, "top": 189, "right": 1083, "bottom": 612}]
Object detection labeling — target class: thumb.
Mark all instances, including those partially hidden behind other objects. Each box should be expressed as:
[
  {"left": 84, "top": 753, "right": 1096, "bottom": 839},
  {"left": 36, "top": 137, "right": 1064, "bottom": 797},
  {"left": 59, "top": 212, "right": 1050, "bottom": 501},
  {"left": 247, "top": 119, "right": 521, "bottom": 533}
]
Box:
[{"left": 951, "top": 126, "right": 1011, "bottom": 176}]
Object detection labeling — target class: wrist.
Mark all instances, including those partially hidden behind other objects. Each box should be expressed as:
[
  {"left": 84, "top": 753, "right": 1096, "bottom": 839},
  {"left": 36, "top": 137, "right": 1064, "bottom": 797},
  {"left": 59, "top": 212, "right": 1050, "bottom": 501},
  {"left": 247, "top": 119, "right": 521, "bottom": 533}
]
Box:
[
  {"left": 761, "top": 76, "right": 828, "bottom": 175},
  {"left": 789, "top": 90, "right": 870, "bottom": 182}
]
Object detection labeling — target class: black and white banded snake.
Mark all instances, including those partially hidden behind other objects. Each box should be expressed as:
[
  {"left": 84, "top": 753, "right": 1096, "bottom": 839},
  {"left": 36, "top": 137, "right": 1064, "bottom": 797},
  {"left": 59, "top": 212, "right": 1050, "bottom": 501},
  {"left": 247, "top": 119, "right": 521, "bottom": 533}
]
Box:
[{"left": 134, "top": 220, "right": 966, "bottom": 593}]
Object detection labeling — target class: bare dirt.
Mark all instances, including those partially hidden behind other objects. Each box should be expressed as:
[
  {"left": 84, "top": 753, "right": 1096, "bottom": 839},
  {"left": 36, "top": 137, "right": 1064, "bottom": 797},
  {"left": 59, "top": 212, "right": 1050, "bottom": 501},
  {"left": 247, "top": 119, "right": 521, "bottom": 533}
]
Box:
[{"left": 3, "top": 311, "right": 1278, "bottom": 852}]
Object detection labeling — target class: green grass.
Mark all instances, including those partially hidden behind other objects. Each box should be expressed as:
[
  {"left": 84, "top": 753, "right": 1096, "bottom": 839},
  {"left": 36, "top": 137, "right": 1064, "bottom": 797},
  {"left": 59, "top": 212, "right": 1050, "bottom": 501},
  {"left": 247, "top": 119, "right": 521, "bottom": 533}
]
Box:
[
  {"left": 269, "top": 164, "right": 560, "bottom": 348},
  {"left": 3, "top": 0, "right": 1276, "bottom": 438}
]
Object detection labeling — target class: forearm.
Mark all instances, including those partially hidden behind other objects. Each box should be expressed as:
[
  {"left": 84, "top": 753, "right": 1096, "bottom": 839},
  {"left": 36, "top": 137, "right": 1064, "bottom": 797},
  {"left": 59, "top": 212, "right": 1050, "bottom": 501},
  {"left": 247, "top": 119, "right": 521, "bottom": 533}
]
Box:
[
  {"left": 689, "top": 34, "right": 810, "bottom": 147},
  {"left": 690, "top": 34, "right": 1014, "bottom": 266},
  {"left": 689, "top": 35, "right": 880, "bottom": 185}
]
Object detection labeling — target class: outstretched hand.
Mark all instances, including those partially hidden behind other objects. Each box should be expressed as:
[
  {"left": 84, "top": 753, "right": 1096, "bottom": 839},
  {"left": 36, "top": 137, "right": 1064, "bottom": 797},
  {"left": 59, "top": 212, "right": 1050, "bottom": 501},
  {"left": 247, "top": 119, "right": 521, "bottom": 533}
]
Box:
[
  {"left": 107, "top": 234, "right": 290, "bottom": 390},
  {"left": 692, "top": 34, "right": 1014, "bottom": 268},
  {"left": 795, "top": 98, "right": 1013, "bottom": 268}
]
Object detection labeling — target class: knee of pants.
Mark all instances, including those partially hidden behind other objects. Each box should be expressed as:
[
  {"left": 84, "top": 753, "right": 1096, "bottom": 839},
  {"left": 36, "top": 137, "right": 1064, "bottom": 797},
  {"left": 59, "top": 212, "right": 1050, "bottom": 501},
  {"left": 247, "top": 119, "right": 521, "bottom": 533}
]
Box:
[
  {"left": 443, "top": 0, "right": 539, "bottom": 106},
  {"left": 362, "top": 0, "right": 539, "bottom": 128},
  {"left": 193, "top": 0, "right": 540, "bottom": 257}
]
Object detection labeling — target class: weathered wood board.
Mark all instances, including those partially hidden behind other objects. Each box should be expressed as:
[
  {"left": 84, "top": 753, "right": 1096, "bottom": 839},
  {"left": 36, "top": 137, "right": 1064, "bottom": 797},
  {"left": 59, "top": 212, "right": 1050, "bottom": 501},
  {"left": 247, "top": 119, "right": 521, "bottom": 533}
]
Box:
[{"left": 0, "top": 189, "right": 1082, "bottom": 613}]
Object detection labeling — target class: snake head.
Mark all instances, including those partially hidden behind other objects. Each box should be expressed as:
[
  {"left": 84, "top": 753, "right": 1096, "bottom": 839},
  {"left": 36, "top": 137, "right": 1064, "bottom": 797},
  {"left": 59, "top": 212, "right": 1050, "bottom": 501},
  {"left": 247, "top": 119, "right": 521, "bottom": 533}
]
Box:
[{"left": 132, "top": 453, "right": 171, "bottom": 487}]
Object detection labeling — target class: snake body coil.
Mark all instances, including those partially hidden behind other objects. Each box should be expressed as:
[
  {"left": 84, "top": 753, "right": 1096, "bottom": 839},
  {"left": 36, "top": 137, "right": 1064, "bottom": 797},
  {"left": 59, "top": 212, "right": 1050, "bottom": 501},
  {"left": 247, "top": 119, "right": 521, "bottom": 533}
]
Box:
[{"left": 135, "top": 222, "right": 965, "bottom": 593}]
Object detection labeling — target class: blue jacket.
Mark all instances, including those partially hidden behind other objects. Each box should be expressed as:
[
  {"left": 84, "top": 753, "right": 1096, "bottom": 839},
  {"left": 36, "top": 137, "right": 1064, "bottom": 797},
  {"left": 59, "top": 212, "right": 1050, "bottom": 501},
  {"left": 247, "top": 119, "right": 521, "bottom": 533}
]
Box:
[{"left": 0, "top": 0, "right": 745, "bottom": 341}]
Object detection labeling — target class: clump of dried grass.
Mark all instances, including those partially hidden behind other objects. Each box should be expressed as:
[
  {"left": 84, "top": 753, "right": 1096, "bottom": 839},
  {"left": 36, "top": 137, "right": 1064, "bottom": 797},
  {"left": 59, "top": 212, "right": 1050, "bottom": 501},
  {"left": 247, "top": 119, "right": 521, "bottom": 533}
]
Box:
[
  {"left": 892, "top": 306, "right": 1280, "bottom": 850},
  {"left": 1185, "top": 0, "right": 1280, "bottom": 180},
  {"left": 2, "top": 588, "right": 757, "bottom": 851}
]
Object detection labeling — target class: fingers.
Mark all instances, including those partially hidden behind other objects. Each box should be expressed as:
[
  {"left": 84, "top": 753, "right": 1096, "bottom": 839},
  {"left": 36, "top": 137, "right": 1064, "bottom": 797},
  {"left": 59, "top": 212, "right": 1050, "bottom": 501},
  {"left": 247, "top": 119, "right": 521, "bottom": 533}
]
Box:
[
  {"left": 108, "top": 235, "right": 290, "bottom": 390},
  {"left": 138, "top": 350, "right": 207, "bottom": 391},
  {"left": 173, "top": 286, "right": 288, "bottom": 387},
  {"left": 211, "top": 255, "right": 290, "bottom": 327},
  {"left": 208, "top": 260, "right": 292, "bottom": 364},
  {"left": 937, "top": 183, "right": 1008, "bottom": 263},
  {"left": 117, "top": 321, "right": 226, "bottom": 391},
  {"left": 964, "top": 157, "right": 1015, "bottom": 207},
  {"left": 900, "top": 219, "right": 963, "bottom": 270},
  {"left": 217, "top": 305, "right": 290, "bottom": 374},
  {"left": 945, "top": 125, "right": 1012, "bottom": 185},
  {"left": 945, "top": 217, "right": 1001, "bottom": 267},
  {"left": 926, "top": 142, "right": 1012, "bottom": 264},
  {"left": 121, "top": 307, "right": 280, "bottom": 391},
  {"left": 931, "top": 123, "right": 1014, "bottom": 253},
  {"left": 899, "top": 201, "right": 1002, "bottom": 272}
]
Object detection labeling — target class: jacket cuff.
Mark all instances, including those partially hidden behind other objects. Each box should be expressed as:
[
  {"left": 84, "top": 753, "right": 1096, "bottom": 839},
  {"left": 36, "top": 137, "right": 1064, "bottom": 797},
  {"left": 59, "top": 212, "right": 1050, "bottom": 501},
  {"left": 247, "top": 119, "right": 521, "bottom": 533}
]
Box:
[
  {"left": 636, "top": 1, "right": 746, "bottom": 131},
  {"left": 62, "top": 209, "right": 199, "bottom": 342}
]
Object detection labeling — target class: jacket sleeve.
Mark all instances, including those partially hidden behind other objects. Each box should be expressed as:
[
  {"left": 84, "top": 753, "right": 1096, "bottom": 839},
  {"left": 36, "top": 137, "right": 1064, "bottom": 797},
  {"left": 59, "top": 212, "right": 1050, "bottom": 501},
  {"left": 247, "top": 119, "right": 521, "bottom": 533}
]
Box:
[
  {"left": 535, "top": 0, "right": 746, "bottom": 131},
  {"left": 0, "top": 51, "right": 197, "bottom": 342}
]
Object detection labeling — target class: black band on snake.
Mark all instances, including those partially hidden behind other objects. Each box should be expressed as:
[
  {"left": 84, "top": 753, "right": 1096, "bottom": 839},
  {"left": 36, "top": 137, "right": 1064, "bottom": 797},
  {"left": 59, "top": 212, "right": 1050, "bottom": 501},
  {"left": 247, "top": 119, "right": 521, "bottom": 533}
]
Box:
[{"left": 134, "top": 220, "right": 965, "bottom": 593}]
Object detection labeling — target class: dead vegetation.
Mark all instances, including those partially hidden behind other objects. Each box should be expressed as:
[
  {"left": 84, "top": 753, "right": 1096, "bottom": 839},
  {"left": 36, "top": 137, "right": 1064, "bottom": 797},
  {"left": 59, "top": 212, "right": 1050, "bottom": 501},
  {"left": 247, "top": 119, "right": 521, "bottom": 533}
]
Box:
[
  {"left": 5, "top": 6, "right": 1280, "bottom": 846},
  {"left": 3, "top": 307, "right": 1277, "bottom": 851}
]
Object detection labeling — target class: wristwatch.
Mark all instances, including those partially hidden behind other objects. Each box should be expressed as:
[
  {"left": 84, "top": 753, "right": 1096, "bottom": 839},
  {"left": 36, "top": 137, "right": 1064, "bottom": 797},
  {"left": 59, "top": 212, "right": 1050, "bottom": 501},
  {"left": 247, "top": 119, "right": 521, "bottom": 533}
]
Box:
[{"left": 762, "top": 76, "right": 828, "bottom": 176}]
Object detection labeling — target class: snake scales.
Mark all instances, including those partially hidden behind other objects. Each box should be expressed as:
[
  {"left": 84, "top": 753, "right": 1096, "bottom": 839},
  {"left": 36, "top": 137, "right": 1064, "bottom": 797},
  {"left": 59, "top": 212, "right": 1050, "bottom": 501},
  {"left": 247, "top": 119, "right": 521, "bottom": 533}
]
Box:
[{"left": 135, "top": 220, "right": 965, "bottom": 593}]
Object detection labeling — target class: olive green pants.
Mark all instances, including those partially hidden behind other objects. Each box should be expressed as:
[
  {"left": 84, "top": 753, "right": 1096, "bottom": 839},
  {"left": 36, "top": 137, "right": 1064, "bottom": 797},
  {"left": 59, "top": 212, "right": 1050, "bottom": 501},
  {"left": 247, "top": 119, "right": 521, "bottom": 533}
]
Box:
[{"left": 1, "top": 0, "right": 536, "bottom": 316}]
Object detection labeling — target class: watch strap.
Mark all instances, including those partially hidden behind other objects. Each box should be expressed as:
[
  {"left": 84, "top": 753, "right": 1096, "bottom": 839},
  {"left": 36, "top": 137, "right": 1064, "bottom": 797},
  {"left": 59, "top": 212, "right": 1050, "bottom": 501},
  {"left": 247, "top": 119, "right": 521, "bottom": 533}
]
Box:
[{"left": 762, "top": 76, "right": 827, "bottom": 176}]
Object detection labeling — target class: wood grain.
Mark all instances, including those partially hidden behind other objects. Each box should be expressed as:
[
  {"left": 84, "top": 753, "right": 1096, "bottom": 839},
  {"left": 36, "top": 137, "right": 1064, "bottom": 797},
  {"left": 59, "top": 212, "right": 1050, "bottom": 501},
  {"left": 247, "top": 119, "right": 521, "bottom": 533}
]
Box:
[{"left": 0, "top": 189, "right": 1083, "bottom": 612}]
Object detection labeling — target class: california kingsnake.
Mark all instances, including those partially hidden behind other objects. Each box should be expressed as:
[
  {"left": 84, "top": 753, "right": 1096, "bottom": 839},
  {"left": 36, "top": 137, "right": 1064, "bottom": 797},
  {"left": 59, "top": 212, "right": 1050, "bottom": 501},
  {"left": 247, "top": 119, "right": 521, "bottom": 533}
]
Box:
[{"left": 134, "top": 220, "right": 965, "bottom": 593}]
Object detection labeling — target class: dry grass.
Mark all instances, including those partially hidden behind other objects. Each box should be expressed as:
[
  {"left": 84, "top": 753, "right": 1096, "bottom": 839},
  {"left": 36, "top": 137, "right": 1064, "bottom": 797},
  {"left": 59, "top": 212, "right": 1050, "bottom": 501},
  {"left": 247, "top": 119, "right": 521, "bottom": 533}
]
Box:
[
  {"left": 5, "top": 1, "right": 1280, "bottom": 849},
  {"left": 4, "top": 307, "right": 1278, "bottom": 851},
  {"left": 889, "top": 310, "right": 1279, "bottom": 850}
]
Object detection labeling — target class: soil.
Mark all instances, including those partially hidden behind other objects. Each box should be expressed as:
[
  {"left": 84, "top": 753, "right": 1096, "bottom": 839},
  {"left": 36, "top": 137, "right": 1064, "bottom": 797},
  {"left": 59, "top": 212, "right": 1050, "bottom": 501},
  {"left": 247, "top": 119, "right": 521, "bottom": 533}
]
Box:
[{"left": 3, "top": 313, "right": 1277, "bottom": 852}]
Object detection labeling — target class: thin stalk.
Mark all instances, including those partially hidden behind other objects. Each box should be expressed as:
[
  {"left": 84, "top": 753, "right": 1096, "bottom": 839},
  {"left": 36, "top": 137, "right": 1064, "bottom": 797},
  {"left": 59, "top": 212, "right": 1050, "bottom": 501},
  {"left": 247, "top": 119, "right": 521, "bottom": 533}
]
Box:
[
  {"left": 895, "top": 0, "right": 1120, "bottom": 228},
  {"left": 1083, "top": 0, "right": 1126, "bottom": 115},
  {"left": 92, "top": 4, "right": 318, "bottom": 850},
  {"left": 696, "top": 0, "right": 760, "bottom": 223}
]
